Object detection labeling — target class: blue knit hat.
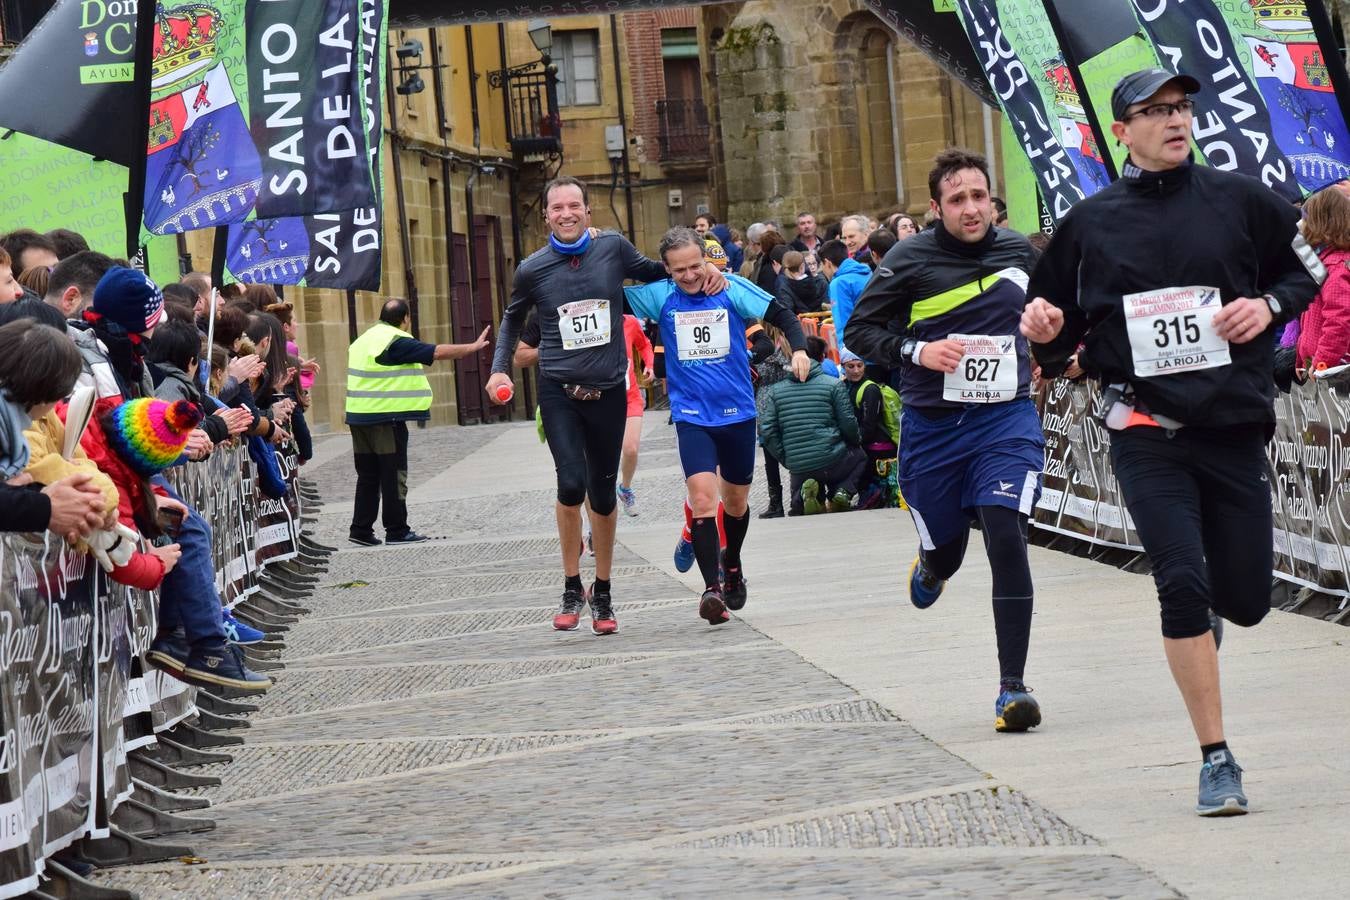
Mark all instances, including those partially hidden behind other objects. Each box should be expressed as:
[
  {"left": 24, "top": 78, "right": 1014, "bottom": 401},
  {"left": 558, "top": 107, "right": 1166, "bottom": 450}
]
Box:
[{"left": 93, "top": 267, "right": 164, "bottom": 334}]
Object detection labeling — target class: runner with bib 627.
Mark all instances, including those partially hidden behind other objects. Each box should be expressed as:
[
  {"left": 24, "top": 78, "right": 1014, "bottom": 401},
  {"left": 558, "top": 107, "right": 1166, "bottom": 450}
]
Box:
[{"left": 844, "top": 148, "right": 1045, "bottom": 735}]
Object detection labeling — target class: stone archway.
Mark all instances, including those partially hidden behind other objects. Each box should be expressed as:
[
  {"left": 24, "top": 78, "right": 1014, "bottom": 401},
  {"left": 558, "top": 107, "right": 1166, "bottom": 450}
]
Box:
[{"left": 848, "top": 22, "right": 903, "bottom": 210}]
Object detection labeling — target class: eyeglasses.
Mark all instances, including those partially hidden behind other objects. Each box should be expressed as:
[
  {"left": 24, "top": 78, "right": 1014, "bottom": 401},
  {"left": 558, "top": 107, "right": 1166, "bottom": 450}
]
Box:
[{"left": 1124, "top": 98, "right": 1195, "bottom": 122}]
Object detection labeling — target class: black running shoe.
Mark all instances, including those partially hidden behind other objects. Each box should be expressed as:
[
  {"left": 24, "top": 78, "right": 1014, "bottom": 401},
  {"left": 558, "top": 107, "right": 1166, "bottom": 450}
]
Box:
[
  {"left": 722, "top": 552, "right": 748, "bottom": 611},
  {"left": 553, "top": 587, "right": 587, "bottom": 631},
  {"left": 386, "top": 530, "right": 430, "bottom": 544},
  {"left": 699, "top": 587, "right": 730, "bottom": 625},
  {"left": 589, "top": 585, "right": 618, "bottom": 635}
]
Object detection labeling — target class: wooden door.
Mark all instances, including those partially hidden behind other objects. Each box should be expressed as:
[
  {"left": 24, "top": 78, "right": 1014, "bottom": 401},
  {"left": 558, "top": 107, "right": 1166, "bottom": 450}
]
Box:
[{"left": 449, "top": 234, "right": 485, "bottom": 424}]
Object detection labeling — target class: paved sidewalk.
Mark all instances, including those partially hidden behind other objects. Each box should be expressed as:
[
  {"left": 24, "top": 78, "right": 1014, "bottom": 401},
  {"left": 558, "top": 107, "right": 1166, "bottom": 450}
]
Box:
[{"left": 95, "top": 414, "right": 1349, "bottom": 898}]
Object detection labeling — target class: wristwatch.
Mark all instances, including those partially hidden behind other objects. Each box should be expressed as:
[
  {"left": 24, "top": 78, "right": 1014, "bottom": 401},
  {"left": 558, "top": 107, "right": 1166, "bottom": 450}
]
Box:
[
  {"left": 899, "top": 338, "right": 918, "bottom": 363},
  {"left": 1263, "top": 294, "right": 1282, "bottom": 319}
]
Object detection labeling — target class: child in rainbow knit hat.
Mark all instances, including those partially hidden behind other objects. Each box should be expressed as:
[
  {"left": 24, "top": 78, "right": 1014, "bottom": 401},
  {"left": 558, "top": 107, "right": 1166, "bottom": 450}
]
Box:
[
  {"left": 77, "top": 396, "right": 196, "bottom": 591},
  {"left": 79, "top": 395, "right": 272, "bottom": 692}
]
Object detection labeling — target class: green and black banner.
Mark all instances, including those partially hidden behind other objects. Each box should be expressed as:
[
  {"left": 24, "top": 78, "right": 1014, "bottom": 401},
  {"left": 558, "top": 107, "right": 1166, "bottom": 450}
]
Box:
[
  {"left": 954, "top": 0, "right": 1107, "bottom": 224},
  {"left": 141, "top": 0, "right": 378, "bottom": 239},
  {"left": 223, "top": 0, "right": 387, "bottom": 291}
]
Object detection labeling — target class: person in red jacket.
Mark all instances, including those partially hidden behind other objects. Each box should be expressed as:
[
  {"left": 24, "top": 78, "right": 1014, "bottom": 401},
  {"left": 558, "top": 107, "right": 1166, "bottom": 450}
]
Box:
[
  {"left": 76, "top": 395, "right": 271, "bottom": 691},
  {"left": 1297, "top": 188, "right": 1350, "bottom": 376},
  {"left": 616, "top": 314, "right": 654, "bottom": 516}
]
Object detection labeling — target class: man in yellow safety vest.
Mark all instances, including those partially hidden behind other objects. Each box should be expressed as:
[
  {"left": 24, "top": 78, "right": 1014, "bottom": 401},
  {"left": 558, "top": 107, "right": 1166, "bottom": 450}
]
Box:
[{"left": 345, "top": 298, "right": 488, "bottom": 546}]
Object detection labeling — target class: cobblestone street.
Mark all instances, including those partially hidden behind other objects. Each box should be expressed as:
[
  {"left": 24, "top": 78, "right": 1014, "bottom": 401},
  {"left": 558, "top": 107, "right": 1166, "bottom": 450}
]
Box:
[{"left": 90, "top": 414, "right": 1350, "bottom": 898}]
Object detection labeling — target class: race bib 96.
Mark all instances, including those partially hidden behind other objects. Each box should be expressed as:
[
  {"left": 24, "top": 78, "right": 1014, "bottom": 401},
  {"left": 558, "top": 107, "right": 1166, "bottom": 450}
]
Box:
[{"left": 673, "top": 309, "right": 731, "bottom": 361}]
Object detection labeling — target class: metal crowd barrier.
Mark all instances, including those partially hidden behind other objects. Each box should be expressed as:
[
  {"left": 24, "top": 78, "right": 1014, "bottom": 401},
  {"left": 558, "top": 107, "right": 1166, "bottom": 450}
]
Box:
[
  {"left": 1033, "top": 373, "right": 1350, "bottom": 623},
  {"left": 0, "top": 441, "right": 332, "bottom": 898}
]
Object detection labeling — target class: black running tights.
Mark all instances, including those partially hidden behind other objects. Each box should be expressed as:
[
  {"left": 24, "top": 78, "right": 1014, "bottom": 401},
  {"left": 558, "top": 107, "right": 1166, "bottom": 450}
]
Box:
[
  {"left": 537, "top": 377, "right": 626, "bottom": 516},
  {"left": 921, "top": 506, "right": 1034, "bottom": 682}
]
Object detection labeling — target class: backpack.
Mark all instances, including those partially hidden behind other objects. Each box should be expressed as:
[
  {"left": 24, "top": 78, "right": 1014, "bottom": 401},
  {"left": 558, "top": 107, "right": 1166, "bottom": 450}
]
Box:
[{"left": 854, "top": 379, "right": 901, "bottom": 445}]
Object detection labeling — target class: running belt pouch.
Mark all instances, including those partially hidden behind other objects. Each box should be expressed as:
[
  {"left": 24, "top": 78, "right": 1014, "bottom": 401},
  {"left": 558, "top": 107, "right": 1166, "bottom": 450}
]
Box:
[{"left": 563, "top": 383, "right": 602, "bottom": 401}]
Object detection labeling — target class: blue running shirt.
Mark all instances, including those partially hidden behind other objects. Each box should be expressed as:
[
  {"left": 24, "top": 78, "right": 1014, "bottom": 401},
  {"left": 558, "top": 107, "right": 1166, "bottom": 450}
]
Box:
[{"left": 625, "top": 274, "right": 771, "bottom": 425}]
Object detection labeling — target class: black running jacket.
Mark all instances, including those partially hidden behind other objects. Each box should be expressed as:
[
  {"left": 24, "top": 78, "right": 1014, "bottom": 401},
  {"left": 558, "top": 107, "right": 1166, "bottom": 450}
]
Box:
[{"left": 1026, "top": 158, "right": 1324, "bottom": 429}]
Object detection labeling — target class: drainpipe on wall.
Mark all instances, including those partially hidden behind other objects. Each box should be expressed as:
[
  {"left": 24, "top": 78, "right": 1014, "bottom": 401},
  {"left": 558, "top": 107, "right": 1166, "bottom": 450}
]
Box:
[
  {"left": 609, "top": 15, "right": 637, "bottom": 243},
  {"left": 386, "top": 42, "right": 421, "bottom": 339},
  {"left": 498, "top": 22, "right": 532, "bottom": 414},
  {"left": 465, "top": 25, "right": 483, "bottom": 338}
]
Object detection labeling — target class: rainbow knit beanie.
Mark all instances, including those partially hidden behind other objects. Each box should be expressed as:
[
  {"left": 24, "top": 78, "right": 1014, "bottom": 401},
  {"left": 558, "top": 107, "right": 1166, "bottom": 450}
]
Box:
[{"left": 101, "top": 398, "right": 203, "bottom": 477}]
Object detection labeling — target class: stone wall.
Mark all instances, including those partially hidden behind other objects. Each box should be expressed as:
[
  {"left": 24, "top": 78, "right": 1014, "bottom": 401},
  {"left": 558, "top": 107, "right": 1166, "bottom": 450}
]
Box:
[{"left": 704, "top": 0, "right": 1003, "bottom": 231}]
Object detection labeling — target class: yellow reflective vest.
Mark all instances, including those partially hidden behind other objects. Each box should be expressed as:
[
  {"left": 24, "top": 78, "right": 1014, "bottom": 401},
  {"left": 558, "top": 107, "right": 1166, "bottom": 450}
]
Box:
[{"left": 344, "top": 321, "right": 434, "bottom": 426}]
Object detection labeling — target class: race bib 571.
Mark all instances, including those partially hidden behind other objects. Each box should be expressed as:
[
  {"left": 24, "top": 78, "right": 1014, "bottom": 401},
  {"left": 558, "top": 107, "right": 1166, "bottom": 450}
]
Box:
[{"left": 557, "top": 299, "right": 612, "bottom": 351}]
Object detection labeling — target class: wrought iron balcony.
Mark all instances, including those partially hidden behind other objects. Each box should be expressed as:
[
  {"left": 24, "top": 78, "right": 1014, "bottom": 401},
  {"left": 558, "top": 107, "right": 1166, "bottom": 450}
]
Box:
[
  {"left": 656, "top": 99, "right": 709, "bottom": 164},
  {"left": 493, "top": 65, "right": 562, "bottom": 160}
]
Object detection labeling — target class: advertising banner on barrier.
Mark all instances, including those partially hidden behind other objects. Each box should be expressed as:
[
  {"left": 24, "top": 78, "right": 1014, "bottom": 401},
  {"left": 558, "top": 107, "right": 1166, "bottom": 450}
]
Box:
[
  {"left": 0, "top": 438, "right": 305, "bottom": 896},
  {"left": 0, "top": 541, "right": 39, "bottom": 899},
  {"left": 1034, "top": 377, "right": 1139, "bottom": 548},
  {"left": 93, "top": 583, "right": 133, "bottom": 836},
  {"left": 1034, "top": 373, "right": 1350, "bottom": 598},
  {"left": 255, "top": 445, "right": 302, "bottom": 566}
]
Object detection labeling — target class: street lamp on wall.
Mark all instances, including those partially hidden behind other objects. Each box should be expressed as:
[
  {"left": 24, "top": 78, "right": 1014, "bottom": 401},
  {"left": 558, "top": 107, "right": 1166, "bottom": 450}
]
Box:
[
  {"left": 488, "top": 19, "right": 556, "bottom": 89},
  {"left": 394, "top": 36, "right": 443, "bottom": 96},
  {"left": 527, "top": 19, "right": 552, "bottom": 62}
]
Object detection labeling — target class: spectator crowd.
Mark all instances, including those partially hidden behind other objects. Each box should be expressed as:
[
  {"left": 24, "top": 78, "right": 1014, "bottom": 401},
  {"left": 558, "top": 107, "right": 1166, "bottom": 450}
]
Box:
[{"left": 0, "top": 226, "right": 323, "bottom": 695}]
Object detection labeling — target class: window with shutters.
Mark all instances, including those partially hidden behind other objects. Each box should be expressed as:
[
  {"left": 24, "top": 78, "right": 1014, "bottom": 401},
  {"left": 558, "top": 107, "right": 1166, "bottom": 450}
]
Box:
[{"left": 555, "top": 30, "right": 600, "bottom": 107}]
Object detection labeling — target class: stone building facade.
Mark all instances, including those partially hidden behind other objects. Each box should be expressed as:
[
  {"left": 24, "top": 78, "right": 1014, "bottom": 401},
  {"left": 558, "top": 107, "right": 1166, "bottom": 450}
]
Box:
[
  {"left": 506, "top": 9, "right": 717, "bottom": 258},
  {"left": 166, "top": 3, "right": 1006, "bottom": 435},
  {"left": 700, "top": 1, "right": 1003, "bottom": 231}
]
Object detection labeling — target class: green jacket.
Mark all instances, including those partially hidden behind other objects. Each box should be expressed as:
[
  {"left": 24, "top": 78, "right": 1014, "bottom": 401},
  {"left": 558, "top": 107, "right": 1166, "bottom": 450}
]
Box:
[{"left": 758, "top": 361, "right": 860, "bottom": 473}]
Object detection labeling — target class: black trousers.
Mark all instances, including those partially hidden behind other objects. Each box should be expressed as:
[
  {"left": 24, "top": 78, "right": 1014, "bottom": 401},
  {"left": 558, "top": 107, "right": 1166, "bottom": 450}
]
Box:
[
  {"left": 537, "top": 376, "right": 627, "bottom": 516},
  {"left": 763, "top": 446, "right": 783, "bottom": 497},
  {"left": 350, "top": 421, "right": 410, "bottom": 538},
  {"left": 1109, "top": 424, "right": 1273, "bottom": 639}
]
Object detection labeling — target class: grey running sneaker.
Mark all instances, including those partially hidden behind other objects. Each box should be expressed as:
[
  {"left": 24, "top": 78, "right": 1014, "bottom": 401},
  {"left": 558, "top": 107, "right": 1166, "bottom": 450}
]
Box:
[
  {"left": 1209, "top": 609, "right": 1224, "bottom": 651},
  {"left": 1196, "top": 748, "right": 1248, "bottom": 817},
  {"left": 553, "top": 587, "right": 587, "bottom": 631}
]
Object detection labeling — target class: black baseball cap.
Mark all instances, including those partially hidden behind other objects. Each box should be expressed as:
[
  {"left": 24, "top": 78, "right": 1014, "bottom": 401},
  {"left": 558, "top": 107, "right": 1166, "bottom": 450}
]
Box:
[{"left": 1111, "top": 68, "right": 1201, "bottom": 121}]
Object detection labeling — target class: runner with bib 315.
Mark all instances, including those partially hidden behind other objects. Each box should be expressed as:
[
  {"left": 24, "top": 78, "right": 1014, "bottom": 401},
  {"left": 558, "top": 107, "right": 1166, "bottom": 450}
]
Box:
[
  {"left": 844, "top": 148, "right": 1045, "bottom": 734},
  {"left": 1022, "top": 69, "right": 1324, "bottom": 817}
]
